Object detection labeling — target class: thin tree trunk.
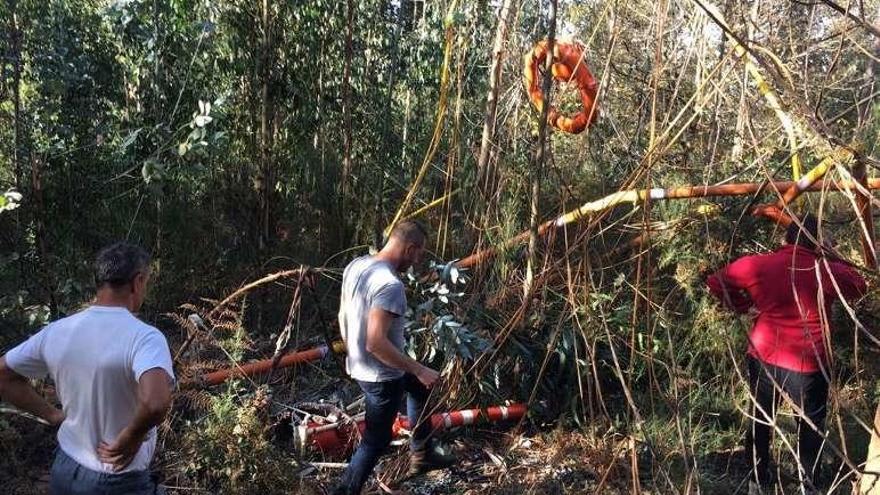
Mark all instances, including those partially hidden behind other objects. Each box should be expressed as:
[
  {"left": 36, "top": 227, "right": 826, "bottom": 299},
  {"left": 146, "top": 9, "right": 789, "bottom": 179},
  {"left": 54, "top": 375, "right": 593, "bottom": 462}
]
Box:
[
  {"left": 525, "top": 0, "right": 557, "bottom": 298},
  {"left": 853, "top": 159, "right": 876, "bottom": 269},
  {"left": 375, "top": 4, "right": 403, "bottom": 248},
  {"left": 152, "top": 0, "right": 161, "bottom": 116},
  {"left": 853, "top": 6, "right": 879, "bottom": 267},
  {"left": 864, "top": 404, "right": 880, "bottom": 494},
  {"left": 477, "top": 0, "right": 516, "bottom": 198},
  {"left": 10, "top": 1, "right": 21, "bottom": 190},
  {"left": 401, "top": 90, "right": 411, "bottom": 167},
  {"left": 259, "top": 0, "right": 273, "bottom": 250},
  {"left": 731, "top": 0, "right": 756, "bottom": 162},
  {"left": 341, "top": 0, "right": 354, "bottom": 201},
  {"left": 318, "top": 38, "right": 326, "bottom": 255},
  {"left": 31, "top": 155, "right": 56, "bottom": 317},
  {"left": 336, "top": 0, "right": 354, "bottom": 251},
  {"left": 859, "top": 10, "right": 880, "bottom": 493},
  {"left": 10, "top": 0, "right": 24, "bottom": 291}
]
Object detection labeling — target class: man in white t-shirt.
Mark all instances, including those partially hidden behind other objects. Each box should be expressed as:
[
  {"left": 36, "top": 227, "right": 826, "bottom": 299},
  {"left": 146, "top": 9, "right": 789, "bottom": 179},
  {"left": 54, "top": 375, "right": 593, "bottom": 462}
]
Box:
[{"left": 0, "top": 242, "right": 174, "bottom": 494}]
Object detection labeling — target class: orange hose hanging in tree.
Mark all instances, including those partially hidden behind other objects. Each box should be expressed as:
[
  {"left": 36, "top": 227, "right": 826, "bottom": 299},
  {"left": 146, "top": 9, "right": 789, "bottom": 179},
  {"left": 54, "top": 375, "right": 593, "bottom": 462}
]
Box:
[{"left": 523, "top": 39, "right": 599, "bottom": 134}]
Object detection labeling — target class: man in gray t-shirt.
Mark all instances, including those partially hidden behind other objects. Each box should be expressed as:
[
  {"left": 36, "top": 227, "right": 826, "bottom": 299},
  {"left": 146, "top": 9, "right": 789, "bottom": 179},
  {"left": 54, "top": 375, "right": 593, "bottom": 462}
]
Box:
[
  {"left": 334, "top": 221, "right": 454, "bottom": 495},
  {"left": 339, "top": 256, "right": 408, "bottom": 382}
]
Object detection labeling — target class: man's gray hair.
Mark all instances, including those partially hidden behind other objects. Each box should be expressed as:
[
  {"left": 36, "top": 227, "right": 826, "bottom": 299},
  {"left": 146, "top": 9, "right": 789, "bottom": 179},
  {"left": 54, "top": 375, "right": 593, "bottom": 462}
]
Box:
[{"left": 94, "top": 242, "right": 151, "bottom": 288}]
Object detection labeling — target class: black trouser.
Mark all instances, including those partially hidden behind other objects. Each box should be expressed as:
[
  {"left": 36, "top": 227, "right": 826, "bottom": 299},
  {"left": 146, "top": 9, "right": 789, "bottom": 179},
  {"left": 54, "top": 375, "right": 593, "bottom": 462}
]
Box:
[{"left": 746, "top": 356, "right": 829, "bottom": 487}]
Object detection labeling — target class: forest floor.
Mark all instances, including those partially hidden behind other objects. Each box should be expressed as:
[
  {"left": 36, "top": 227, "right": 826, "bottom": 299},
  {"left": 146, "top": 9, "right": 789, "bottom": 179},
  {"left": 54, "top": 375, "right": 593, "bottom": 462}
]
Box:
[
  {"left": 1, "top": 403, "right": 864, "bottom": 494},
  {"left": 294, "top": 427, "right": 758, "bottom": 495},
  {"left": 0, "top": 340, "right": 861, "bottom": 495}
]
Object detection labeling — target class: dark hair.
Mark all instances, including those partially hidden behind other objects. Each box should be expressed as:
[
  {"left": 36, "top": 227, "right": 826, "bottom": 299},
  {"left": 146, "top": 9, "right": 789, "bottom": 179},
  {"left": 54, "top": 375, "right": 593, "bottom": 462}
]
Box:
[
  {"left": 785, "top": 214, "right": 819, "bottom": 250},
  {"left": 95, "top": 242, "right": 151, "bottom": 289},
  {"left": 389, "top": 220, "right": 428, "bottom": 246}
]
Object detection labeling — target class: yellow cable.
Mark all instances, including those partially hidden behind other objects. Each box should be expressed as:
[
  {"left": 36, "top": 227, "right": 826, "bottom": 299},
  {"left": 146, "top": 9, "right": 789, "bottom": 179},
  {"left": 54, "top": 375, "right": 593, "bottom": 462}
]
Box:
[
  {"left": 385, "top": 0, "right": 459, "bottom": 238},
  {"left": 400, "top": 189, "right": 460, "bottom": 224},
  {"left": 699, "top": 1, "right": 802, "bottom": 180}
]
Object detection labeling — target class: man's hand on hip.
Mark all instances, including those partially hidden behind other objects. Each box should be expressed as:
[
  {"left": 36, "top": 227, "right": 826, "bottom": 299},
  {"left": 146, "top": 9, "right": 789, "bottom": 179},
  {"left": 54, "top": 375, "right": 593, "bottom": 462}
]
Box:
[{"left": 97, "top": 427, "right": 143, "bottom": 471}]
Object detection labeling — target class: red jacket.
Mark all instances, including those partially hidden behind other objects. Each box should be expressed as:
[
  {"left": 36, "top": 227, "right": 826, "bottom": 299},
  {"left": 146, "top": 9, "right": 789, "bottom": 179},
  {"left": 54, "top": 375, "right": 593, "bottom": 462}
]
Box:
[{"left": 707, "top": 244, "right": 867, "bottom": 373}]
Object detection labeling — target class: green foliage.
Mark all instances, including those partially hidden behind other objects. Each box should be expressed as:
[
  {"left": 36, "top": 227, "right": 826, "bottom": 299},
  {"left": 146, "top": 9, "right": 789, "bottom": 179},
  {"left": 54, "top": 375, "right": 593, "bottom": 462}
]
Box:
[
  {"left": 1, "top": 0, "right": 878, "bottom": 492},
  {"left": 176, "top": 386, "right": 299, "bottom": 494},
  {"left": 0, "top": 190, "right": 22, "bottom": 213},
  {"left": 405, "top": 262, "right": 490, "bottom": 373}
]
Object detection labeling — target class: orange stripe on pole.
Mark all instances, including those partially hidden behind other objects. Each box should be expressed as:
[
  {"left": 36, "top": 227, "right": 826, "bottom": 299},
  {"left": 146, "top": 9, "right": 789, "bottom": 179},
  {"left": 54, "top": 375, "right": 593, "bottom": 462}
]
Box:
[{"left": 198, "top": 344, "right": 333, "bottom": 387}]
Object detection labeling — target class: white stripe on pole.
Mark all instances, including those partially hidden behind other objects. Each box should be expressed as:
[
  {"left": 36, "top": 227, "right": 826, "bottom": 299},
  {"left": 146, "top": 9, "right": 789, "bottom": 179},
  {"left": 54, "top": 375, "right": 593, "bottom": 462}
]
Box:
[
  {"left": 460, "top": 409, "right": 475, "bottom": 425},
  {"left": 648, "top": 188, "right": 666, "bottom": 200},
  {"left": 443, "top": 414, "right": 453, "bottom": 428},
  {"left": 796, "top": 175, "right": 812, "bottom": 191}
]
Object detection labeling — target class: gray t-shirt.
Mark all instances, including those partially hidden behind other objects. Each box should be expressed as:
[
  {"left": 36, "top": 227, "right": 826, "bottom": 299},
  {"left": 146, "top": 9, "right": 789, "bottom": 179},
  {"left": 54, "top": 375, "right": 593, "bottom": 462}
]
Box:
[{"left": 338, "top": 256, "right": 407, "bottom": 382}]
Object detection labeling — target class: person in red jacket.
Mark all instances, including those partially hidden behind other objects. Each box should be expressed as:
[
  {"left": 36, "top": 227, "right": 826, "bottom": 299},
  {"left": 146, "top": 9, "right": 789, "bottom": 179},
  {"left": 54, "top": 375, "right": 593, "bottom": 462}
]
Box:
[{"left": 707, "top": 214, "right": 867, "bottom": 493}]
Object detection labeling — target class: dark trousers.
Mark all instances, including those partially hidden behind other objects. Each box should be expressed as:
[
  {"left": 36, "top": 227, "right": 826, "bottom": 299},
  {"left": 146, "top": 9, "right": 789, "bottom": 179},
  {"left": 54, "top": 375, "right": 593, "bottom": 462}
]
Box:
[
  {"left": 49, "top": 448, "right": 164, "bottom": 495},
  {"left": 746, "top": 356, "right": 828, "bottom": 487},
  {"left": 336, "top": 373, "right": 431, "bottom": 494}
]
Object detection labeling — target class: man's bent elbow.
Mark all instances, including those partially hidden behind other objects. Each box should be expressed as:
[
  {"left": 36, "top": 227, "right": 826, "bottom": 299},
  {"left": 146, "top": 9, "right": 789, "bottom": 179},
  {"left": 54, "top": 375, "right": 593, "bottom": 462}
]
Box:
[
  {"left": 141, "top": 377, "right": 173, "bottom": 422},
  {"left": 143, "top": 394, "right": 172, "bottom": 422}
]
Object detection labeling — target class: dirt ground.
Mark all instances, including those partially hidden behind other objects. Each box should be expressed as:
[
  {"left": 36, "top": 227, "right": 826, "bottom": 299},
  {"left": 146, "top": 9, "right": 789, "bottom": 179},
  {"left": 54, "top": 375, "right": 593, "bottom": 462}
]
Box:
[{"left": 4, "top": 413, "right": 858, "bottom": 494}]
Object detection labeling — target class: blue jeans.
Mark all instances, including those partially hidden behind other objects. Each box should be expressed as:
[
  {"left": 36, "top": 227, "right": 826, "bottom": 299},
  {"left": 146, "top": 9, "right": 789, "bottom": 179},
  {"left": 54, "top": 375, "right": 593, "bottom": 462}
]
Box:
[
  {"left": 336, "top": 373, "right": 431, "bottom": 494},
  {"left": 49, "top": 448, "right": 165, "bottom": 495}
]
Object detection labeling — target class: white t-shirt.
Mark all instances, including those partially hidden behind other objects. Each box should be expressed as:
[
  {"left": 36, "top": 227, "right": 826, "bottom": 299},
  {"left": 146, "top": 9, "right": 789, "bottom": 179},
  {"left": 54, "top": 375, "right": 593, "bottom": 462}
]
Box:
[{"left": 5, "top": 305, "right": 174, "bottom": 473}]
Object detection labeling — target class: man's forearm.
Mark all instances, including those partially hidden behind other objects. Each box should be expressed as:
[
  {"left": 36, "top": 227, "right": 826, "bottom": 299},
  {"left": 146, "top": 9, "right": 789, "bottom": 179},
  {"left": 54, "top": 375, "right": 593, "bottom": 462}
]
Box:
[
  {"left": 368, "top": 338, "right": 423, "bottom": 375},
  {"left": 0, "top": 375, "right": 63, "bottom": 424},
  {"left": 120, "top": 401, "right": 167, "bottom": 440}
]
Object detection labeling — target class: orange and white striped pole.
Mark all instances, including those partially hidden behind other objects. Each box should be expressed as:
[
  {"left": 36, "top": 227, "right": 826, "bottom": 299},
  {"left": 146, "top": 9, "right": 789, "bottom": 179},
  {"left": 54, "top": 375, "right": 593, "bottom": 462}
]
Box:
[
  {"left": 298, "top": 403, "right": 527, "bottom": 458},
  {"left": 394, "top": 403, "right": 528, "bottom": 432}
]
